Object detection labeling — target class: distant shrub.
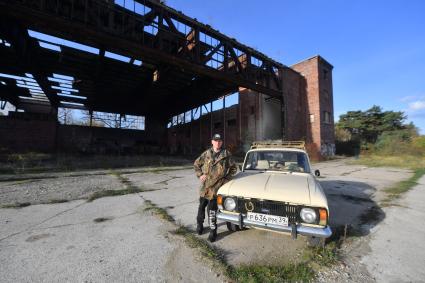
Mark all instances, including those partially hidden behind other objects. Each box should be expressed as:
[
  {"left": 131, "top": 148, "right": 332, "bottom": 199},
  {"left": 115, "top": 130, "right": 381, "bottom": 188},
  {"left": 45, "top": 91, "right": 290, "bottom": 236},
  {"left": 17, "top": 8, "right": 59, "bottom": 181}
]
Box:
[
  {"left": 412, "top": 136, "right": 425, "bottom": 151},
  {"left": 335, "top": 127, "right": 351, "bottom": 142},
  {"left": 374, "top": 130, "right": 423, "bottom": 156}
]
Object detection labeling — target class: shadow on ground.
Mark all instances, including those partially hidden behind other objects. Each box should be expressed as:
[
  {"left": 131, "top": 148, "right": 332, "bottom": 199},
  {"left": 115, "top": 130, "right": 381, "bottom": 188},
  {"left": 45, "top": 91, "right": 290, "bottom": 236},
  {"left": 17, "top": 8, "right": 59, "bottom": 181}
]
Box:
[{"left": 320, "top": 180, "right": 385, "bottom": 241}]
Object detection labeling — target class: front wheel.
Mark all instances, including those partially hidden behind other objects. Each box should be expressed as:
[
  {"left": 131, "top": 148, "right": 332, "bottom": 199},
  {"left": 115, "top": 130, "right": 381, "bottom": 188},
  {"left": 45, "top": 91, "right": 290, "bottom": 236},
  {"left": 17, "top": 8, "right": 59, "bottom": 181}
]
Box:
[
  {"left": 226, "top": 222, "right": 241, "bottom": 232},
  {"left": 307, "top": 236, "right": 326, "bottom": 247}
]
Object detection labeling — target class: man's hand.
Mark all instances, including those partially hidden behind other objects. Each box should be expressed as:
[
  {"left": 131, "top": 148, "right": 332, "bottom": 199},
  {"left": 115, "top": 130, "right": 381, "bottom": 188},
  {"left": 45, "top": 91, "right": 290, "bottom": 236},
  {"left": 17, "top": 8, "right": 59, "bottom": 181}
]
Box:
[{"left": 199, "top": 174, "right": 207, "bottom": 182}]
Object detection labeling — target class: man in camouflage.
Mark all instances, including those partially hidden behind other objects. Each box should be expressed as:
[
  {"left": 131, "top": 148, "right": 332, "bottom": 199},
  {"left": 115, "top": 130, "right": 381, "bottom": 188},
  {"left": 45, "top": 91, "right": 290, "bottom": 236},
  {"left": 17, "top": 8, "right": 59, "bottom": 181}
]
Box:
[{"left": 194, "top": 133, "right": 237, "bottom": 242}]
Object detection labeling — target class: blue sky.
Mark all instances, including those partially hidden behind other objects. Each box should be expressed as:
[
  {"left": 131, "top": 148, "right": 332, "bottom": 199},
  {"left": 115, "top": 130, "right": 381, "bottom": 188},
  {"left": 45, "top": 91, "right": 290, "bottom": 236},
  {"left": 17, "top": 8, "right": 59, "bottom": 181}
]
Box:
[
  {"left": 1, "top": 0, "right": 423, "bottom": 133},
  {"left": 166, "top": 0, "right": 425, "bottom": 133}
]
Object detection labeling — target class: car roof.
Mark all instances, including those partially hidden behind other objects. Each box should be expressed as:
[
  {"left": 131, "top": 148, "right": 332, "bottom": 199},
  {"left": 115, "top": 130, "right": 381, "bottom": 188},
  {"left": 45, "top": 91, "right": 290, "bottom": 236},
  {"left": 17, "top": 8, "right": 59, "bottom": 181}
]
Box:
[{"left": 247, "top": 148, "right": 307, "bottom": 154}]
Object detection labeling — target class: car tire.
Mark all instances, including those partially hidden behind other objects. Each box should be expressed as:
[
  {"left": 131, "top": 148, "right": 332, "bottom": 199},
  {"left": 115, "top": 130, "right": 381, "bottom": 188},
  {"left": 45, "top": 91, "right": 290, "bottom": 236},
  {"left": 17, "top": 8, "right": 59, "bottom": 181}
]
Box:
[
  {"left": 307, "top": 236, "right": 326, "bottom": 247},
  {"left": 226, "top": 222, "right": 241, "bottom": 232}
]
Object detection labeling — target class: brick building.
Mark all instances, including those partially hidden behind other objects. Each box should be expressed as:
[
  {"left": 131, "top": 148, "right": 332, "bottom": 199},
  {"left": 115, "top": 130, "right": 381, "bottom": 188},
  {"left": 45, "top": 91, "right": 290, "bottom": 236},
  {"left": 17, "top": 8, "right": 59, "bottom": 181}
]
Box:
[
  {"left": 0, "top": 55, "right": 335, "bottom": 159},
  {"left": 168, "top": 55, "right": 335, "bottom": 160}
]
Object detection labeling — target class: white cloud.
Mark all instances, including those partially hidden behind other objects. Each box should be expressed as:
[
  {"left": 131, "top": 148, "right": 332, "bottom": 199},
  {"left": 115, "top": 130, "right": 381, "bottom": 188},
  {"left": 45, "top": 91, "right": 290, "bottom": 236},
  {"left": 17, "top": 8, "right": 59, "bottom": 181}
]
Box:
[
  {"left": 400, "top": 95, "right": 417, "bottom": 102},
  {"left": 409, "top": 100, "right": 425, "bottom": 111}
]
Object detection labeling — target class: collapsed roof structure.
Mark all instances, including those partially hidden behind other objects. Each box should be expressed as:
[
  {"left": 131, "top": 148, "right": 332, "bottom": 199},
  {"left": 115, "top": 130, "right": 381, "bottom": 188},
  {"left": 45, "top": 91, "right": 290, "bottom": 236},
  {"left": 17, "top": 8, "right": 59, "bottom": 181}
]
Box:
[{"left": 0, "top": 0, "right": 335, "bottom": 159}]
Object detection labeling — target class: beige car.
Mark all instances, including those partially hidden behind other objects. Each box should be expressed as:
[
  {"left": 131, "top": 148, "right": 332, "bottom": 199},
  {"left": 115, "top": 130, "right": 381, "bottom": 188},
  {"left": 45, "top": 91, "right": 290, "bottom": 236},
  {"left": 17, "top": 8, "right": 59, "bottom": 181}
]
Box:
[{"left": 216, "top": 141, "right": 332, "bottom": 246}]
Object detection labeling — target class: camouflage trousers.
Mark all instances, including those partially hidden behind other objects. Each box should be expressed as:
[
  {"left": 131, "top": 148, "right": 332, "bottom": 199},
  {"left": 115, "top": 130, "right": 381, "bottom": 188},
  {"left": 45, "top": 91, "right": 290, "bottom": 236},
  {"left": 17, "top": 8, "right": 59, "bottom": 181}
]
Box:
[{"left": 196, "top": 197, "right": 218, "bottom": 231}]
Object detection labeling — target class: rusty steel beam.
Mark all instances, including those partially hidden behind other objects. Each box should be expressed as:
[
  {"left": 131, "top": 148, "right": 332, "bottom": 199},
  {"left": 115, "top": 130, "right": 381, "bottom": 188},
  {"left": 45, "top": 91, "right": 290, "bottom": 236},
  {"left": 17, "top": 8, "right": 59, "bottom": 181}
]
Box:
[
  {"left": 0, "top": 84, "right": 21, "bottom": 106},
  {"left": 0, "top": 17, "right": 60, "bottom": 107},
  {"left": 0, "top": 0, "right": 283, "bottom": 98}
]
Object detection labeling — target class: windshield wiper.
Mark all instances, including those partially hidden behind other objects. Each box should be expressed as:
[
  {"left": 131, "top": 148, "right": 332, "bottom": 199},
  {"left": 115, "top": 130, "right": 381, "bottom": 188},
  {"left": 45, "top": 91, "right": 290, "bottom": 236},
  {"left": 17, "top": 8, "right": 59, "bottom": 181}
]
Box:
[{"left": 245, "top": 169, "right": 267, "bottom": 173}]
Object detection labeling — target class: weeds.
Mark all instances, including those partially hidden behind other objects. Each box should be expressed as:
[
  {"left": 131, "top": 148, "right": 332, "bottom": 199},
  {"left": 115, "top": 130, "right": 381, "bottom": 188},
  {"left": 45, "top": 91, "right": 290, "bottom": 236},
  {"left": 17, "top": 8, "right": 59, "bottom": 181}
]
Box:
[
  {"left": 232, "top": 263, "right": 314, "bottom": 283},
  {"left": 1, "top": 199, "right": 69, "bottom": 208},
  {"left": 353, "top": 154, "right": 425, "bottom": 205},
  {"left": 47, "top": 199, "right": 69, "bottom": 204},
  {"left": 303, "top": 242, "right": 339, "bottom": 267},
  {"left": 382, "top": 168, "right": 425, "bottom": 204},
  {"left": 143, "top": 198, "right": 340, "bottom": 282},
  {"left": 143, "top": 200, "right": 175, "bottom": 222},
  {"left": 87, "top": 188, "right": 143, "bottom": 202},
  {"left": 174, "top": 226, "right": 226, "bottom": 261},
  {"left": 0, "top": 202, "right": 31, "bottom": 209},
  {"left": 86, "top": 170, "right": 153, "bottom": 202},
  {"left": 173, "top": 225, "right": 317, "bottom": 282},
  {"left": 111, "top": 172, "right": 138, "bottom": 189}
]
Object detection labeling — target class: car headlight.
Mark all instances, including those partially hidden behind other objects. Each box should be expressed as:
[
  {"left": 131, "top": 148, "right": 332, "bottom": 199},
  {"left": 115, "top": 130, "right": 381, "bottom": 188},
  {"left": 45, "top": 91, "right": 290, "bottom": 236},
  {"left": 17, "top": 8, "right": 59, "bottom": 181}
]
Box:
[
  {"left": 300, "top": 208, "right": 317, "bottom": 223},
  {"left": 223, "top": 197, "right": 236, "bottom": 211}
]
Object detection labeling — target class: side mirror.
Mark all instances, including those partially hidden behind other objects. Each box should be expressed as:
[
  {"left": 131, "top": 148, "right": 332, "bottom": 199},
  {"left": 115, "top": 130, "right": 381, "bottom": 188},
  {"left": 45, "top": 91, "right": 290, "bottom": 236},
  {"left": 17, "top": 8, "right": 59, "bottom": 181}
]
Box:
[
  {"left": 314, "top": 170, "right": 320, "bottom": 177},
  {"left": 238, "top": 164, "right": 242, "bottom": 171}
]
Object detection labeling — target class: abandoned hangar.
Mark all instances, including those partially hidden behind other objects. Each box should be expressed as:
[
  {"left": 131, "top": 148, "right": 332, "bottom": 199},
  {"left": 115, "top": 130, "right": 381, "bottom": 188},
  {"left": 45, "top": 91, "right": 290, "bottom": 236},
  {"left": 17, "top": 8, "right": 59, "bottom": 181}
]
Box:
[{"left": 0, "top": 0, "right": 335, "bottom": 160}]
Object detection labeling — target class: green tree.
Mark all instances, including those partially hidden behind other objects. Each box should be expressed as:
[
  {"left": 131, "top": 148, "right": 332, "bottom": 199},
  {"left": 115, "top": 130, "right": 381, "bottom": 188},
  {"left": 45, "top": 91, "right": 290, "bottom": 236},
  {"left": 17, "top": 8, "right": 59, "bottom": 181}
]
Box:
[{"left": 336, "top": 105, "right": 409, "bottom": 143}]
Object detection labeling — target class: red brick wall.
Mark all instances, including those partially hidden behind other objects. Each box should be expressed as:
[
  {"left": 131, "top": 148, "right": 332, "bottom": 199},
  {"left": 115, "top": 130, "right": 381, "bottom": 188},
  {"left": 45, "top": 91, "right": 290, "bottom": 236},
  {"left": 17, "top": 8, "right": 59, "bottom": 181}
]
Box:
[
  {"left": 167, "top": 56, "right": 335, "bottom": 159},
  {"left": 281, "top": 67, "right": 307, "bottom": 141},
  {"left": 0, "top": 114, "right": 57, "bottom": 152},
  {"left": 292, "top": 57, "right": 320, "bottom": 159},
  {"left": 0, "top": 113, "right": 155, "bottom": 153},
  {"left": 318, "top": 60, "right": 335, "bottom": 144},
  {"left": 291, "top": 56, "right": 335, "bottom": 159},
  {"left": 57, "top": 125, "right": 150, "bottom": 153}
]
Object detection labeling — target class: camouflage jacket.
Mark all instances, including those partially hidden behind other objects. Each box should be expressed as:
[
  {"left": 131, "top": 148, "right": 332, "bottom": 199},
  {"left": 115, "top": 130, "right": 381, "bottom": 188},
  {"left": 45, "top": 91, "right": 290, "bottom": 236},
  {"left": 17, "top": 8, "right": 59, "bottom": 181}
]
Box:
[{"left": 194, "top": 148, "right": 237, "bottom": 200}]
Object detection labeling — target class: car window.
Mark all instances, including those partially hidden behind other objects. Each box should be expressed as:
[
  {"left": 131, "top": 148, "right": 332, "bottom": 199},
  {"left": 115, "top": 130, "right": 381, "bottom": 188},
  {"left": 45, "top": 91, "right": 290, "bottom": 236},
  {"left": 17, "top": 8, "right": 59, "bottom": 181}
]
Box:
[{"left": 244, "top": 150, "right": 311, "bottom": 173}]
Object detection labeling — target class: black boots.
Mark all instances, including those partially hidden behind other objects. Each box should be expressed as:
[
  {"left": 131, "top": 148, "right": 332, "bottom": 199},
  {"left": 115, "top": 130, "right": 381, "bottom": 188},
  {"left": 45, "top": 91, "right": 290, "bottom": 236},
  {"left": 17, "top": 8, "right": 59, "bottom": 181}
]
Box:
[
  {"left": 197, "top": 223, "right": 217, "bottom": 242},
  {"left": 196, "top": 223, "right": 204, "bottom": 235},
  {"left": 208, "top": 230, "right": 217, "bottom": 242}
]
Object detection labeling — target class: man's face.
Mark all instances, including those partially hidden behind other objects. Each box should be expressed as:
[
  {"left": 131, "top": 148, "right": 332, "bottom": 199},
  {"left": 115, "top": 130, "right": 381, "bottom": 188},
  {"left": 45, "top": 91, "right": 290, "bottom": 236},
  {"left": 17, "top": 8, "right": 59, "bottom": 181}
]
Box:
[{"left": 211, "top": 139, "right": 223, "bottom": 151}]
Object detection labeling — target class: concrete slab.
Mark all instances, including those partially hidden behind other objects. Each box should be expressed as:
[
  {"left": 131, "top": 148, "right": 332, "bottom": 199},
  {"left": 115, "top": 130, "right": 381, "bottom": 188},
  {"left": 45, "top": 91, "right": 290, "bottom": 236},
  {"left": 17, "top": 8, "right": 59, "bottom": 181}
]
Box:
[
  {"left": 140, "top": 169, "right": 307, "bottom": 266},
  {"left": 361, "top": 176, "right": 425, "bottom": 282},
  {"left": 0, "top": 158, "right": 419, "bottom": 281},
  {"left": 0, "top": 194, "right": 221, "bottom": 282},
  {"left": 0, "top": 174, "right": 124, "bottom": 205}
]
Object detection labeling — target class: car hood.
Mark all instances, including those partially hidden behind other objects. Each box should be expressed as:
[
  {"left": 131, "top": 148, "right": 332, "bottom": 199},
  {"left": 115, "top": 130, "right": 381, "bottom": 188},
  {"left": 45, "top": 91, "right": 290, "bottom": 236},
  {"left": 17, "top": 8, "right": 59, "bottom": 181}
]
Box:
[{"left": 218, "top": 171, "right": 328, "bottom": 208}]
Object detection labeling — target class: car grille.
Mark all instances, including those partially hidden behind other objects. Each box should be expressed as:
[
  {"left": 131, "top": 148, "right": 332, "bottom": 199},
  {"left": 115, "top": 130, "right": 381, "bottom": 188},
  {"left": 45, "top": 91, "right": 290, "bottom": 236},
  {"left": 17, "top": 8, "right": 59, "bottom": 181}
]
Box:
[{"left": 236, "top": 198, "right": 300, "bottom": 223}]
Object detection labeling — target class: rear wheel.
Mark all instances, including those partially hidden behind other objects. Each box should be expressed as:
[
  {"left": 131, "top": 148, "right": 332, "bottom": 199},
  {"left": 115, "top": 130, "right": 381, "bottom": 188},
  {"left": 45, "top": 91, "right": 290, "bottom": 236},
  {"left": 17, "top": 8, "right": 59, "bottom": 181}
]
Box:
[
  {"left": 226, "top": 222, "right": 241, "bottom": 232},
  {"left": 307, "top": 236, "right": 326, "bottom": 247}
]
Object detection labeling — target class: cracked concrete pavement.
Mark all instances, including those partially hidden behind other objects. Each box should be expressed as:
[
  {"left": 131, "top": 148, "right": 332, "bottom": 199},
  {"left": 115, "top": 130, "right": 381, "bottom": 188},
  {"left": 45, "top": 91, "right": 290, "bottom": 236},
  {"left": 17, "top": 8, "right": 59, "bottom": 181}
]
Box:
[
  {"left": 0, "top": 194, "right": 221, "bottom": 283},
  {"left": 361, "top": 175, "right": 425, "bottom": 282},
  {"left": 0, "top": 159, "right": 422, "bottom": 282}
]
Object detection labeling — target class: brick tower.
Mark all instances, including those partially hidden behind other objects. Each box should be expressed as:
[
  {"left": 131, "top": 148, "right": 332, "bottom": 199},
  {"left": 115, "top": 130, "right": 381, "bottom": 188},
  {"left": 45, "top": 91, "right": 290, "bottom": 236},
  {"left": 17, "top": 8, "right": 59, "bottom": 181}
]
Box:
[{"left": 291, "top": 55, "right": 335, "bottom": 160}]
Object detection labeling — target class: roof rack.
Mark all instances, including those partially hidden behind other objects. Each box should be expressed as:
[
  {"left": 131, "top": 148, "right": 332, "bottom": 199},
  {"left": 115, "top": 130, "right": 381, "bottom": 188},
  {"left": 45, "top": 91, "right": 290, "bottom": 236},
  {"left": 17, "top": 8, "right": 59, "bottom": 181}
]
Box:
[{"left": 250, "top": 140, "right": 305, "bottom": 150}]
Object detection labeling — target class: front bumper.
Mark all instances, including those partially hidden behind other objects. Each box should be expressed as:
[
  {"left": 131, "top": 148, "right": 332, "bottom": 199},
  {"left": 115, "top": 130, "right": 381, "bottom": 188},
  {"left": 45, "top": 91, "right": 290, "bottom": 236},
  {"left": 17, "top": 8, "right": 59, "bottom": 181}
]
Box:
[{"left": 217, "top": 211, "right": 332, "bottom": 238}]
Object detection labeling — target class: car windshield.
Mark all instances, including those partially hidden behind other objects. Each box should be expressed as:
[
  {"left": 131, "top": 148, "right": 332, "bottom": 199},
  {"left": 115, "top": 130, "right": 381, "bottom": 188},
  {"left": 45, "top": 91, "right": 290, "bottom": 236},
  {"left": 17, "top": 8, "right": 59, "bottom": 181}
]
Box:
[{"left": 243, "top": 150, "right": 311, "bottom": 173}]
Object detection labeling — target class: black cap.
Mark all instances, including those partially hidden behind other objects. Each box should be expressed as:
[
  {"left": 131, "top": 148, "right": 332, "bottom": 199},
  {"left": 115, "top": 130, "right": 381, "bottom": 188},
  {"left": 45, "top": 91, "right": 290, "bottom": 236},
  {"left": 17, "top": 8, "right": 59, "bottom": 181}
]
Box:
[{"left": 212, "top": 133, "right": 222, "bottom": 141}]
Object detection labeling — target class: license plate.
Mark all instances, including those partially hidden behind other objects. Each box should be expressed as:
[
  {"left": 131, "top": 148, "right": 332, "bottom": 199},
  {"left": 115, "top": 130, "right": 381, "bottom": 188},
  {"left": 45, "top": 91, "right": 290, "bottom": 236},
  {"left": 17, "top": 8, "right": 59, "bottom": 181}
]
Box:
[{"left": 246, "top": 212, "right": 288, "bottom": 227}]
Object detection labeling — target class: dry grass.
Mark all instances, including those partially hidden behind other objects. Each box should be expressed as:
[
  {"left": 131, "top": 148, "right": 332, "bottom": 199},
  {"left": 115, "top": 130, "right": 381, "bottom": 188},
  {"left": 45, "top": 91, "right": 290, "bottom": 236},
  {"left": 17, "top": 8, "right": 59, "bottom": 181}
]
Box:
[
  {"left": 351, "top": 154, "right": 425, "bottom": 170},
  {"left": 382, "top": 168, "right": 425, "bottom": 205},
  {"left": 352, "top": 154, "right": 425, "bottom": 205},
  {"left": 144, "top": 199, "right": 339, "bottom": 282},
  {"left": 86, "top": 188, "right": 144, "bottom": 202}
]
